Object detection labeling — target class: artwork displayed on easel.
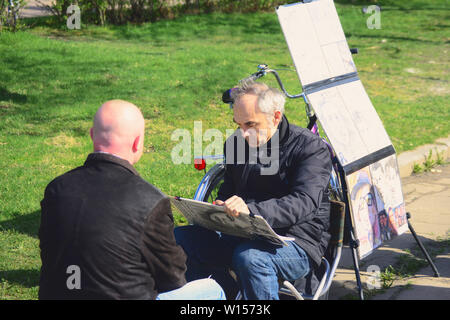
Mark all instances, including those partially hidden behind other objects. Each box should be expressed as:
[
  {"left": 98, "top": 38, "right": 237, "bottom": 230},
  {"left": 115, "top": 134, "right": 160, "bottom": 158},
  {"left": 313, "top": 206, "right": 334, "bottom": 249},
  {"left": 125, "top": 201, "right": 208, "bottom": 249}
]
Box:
[
  {"left": 276, "top": 0, "right": 409, "bottom": 259},
  {"left": 346, "top": 155, "right": 408, "bottom": 258},
  {"left": 276, "top": 0, "right": 357, "bottom": 86},
  {"left": 305, "top": 80, "right": 392, "bottom": 166}
]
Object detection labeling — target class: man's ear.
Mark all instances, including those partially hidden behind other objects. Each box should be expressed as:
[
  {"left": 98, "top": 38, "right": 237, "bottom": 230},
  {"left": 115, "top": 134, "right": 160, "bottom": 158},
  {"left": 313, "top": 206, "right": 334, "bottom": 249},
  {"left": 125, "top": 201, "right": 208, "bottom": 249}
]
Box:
[
  {"left": 132, "top": 135, "right": 141, "bottom": 153},
  {"left": 89, "top": 128, "right": 94, "bottom": 141},
  {"left": 273, "top": 111, "right": 282, "bottom": 126}
]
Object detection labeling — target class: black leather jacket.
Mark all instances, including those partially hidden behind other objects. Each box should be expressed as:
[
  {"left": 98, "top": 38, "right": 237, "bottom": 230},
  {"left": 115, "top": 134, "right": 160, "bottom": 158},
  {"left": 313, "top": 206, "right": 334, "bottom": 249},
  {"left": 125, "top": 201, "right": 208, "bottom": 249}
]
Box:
[
  {"left": 217, "top": 116, "right": 332, "bottom": 267},
  {"left": 38, "top": 153, "right": 187, "bottom": 299}
]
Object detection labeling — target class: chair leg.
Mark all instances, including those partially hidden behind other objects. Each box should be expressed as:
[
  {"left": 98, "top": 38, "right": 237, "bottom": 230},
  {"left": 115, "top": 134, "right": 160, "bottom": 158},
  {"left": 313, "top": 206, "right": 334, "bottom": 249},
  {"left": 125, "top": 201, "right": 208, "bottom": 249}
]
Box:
[
  {"left": 312, "top": 258, "right": 330, "bottom": 300},
  {"left": 282, "top": 280, "right": 304, "bottom": 300}
]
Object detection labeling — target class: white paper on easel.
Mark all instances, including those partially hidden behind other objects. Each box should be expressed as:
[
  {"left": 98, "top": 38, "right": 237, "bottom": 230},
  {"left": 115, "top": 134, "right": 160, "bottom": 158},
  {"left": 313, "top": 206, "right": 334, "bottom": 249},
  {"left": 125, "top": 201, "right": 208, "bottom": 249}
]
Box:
[
  {"left": 306, "top": 80, "right": 392, "bottom": 166},
  {"left": 276, "top": 0, "right": 392, "bottom": 167},
  {"left": 276, "top": 0, "right": 357, "bottom": 87}
]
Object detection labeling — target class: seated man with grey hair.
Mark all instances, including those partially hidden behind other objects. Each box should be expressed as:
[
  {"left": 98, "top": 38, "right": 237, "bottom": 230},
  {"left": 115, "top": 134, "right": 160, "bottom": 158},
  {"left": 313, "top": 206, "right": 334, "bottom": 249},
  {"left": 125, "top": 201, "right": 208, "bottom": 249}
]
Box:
[{"left": 175, "top": 81, "right": 332, "bottom": 299}]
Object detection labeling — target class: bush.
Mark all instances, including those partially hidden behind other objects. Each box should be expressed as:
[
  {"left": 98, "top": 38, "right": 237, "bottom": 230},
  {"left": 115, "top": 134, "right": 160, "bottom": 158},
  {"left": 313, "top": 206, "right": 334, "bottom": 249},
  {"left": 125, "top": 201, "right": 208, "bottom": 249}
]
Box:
[
  {"left": 49, "top": 0, "right": 172, "bottom": 25},
  {"left": 0, "top": 0, "right": 27, "bottom": 31},
  {"left": 49, "top": 0, "right": 296, "bottom": 26}
]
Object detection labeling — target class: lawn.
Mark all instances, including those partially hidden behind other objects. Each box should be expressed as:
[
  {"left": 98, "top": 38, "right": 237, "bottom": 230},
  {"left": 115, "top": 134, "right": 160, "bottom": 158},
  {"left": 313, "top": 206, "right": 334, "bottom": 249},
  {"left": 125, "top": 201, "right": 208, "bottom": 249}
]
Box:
[{"left": 0, "top": 0, "right": 449, "bottom": 299}]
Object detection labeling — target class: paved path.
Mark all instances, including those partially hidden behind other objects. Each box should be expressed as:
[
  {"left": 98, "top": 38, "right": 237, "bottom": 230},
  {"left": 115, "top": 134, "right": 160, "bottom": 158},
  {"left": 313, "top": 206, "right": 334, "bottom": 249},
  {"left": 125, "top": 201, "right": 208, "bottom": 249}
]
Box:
[
  {"left": 19, "top": 0, "right": 53, "bottom": 18},
  {"left": 329, "top": 163, "right": 450, "bottom": 300}
]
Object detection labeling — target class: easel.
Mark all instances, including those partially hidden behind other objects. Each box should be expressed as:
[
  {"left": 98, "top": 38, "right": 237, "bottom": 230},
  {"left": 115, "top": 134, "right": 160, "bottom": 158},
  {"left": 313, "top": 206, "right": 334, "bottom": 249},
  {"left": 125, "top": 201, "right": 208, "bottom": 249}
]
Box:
[{"left": 276, "top": 0, "right": 440, "bottom": 300}]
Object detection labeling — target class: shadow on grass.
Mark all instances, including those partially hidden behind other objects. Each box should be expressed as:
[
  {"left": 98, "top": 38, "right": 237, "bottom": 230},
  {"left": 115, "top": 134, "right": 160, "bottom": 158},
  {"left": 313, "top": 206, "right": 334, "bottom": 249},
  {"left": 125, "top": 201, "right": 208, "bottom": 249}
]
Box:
[
  {"left": 0, "top": 87, "right": 28, "bottom": 104},
  {"left": 18, "top": 0, "right": 449, "bottom": 46},
  {"left": 0, "top": 50, "right": 121, "bottom": 108},
  {"left": 0, "top": 210, "right": 41, "bottom": 239},
  {"left": 22, "top": 11, "right": 283, "bottom": 43},
  {"left": 334, "top": 0, "right": 448, "bottom": 11},
  {"left": 345, "top": 32, "right": 445, "bottom": 45},
  {"left": 0, "top": 268, "right": 40, "bottom": 289}
]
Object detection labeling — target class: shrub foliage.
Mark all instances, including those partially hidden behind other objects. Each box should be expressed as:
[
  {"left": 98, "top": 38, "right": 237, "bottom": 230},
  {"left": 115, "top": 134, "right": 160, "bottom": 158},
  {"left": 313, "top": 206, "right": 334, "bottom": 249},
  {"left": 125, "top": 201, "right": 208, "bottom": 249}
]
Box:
[{"left": 51, "top": 0, "right": 295, "bottom": 26}]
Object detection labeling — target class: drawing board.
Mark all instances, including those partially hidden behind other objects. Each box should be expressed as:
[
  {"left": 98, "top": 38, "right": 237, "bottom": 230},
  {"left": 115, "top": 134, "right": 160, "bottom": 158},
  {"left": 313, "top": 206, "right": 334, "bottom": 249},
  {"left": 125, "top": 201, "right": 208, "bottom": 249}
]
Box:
[{"left": 276, "top": 0, "right": 408, "bottom": 258}]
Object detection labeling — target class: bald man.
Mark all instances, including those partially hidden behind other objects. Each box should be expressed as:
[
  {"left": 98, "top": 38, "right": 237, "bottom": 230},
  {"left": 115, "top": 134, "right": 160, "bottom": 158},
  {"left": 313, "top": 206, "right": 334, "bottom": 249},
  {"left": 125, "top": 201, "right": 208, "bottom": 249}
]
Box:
[
  {"left": 90, "top": 100, "right": 146, "bottom": 165},
  {"left": 38, "top": 100, "right": 224, "bottom": 300}
]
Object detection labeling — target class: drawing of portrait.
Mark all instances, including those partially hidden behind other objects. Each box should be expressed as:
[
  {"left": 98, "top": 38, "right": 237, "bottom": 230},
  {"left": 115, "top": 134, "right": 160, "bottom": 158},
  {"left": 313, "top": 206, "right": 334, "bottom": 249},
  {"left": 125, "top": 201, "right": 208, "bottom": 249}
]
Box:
[
  {"left": 348, "top": 168, "right": 382, "bottom": 257},
  {"left": 378, "top": 209, "right": 394, "bottom": 241}
]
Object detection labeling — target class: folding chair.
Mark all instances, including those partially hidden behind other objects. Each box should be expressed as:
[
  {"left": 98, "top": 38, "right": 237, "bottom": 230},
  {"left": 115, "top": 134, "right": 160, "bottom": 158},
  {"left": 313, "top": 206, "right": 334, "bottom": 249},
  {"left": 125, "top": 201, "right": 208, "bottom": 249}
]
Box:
[{"left": 278, "top": 199, "right": 346, "bottom": 300}]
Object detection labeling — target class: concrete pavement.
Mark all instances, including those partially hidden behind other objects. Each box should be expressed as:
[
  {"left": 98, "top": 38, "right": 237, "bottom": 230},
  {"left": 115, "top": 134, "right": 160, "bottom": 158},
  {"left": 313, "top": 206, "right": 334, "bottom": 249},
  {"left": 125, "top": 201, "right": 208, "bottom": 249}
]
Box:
[
  {"left": 328, "top": 149, "right": 450, "bottom": 300},
  {"left": 397, "top": 135, "right": 450, "bottom": 178}
]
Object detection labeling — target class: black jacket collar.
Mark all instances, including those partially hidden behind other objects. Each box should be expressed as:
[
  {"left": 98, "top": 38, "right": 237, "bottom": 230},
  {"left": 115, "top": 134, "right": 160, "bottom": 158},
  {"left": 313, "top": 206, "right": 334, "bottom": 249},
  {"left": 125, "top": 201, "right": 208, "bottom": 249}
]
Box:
[
  {"left": 276, "top": 114, "right": 290, "bottom": 146},
  {"left": 84, "top": 152, "right": 140, "bottom": 176}
]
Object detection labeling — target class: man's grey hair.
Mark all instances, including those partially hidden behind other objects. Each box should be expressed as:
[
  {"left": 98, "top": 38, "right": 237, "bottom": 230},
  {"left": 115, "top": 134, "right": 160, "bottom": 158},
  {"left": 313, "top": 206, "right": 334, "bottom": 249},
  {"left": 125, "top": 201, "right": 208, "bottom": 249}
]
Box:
[{"left": 231, "top": 81, "right": 286, "bottom": 116}]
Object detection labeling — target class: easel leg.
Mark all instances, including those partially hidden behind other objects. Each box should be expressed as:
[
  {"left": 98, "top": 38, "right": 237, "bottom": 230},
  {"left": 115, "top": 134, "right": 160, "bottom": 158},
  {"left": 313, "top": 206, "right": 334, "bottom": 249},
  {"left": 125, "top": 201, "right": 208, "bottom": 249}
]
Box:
[
  {"left": 349, "top": 231, "right": 365, "bottom": 300},
  {"left": 340, "top": 167, "right": 365, "bottom": 300},
  {"left": 406, "top": 212, "right": 440, "bottom": 277}
]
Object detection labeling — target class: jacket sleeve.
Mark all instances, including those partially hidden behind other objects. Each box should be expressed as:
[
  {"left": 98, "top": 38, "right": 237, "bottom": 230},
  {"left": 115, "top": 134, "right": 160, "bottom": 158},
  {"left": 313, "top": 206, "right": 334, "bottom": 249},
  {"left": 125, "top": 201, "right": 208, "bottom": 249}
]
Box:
[
  {"left": 140, "top": 197, "right": 187, "bottom": 293},
  {"left": 246, "top": 136, "right": 332, "bottom": 229}
]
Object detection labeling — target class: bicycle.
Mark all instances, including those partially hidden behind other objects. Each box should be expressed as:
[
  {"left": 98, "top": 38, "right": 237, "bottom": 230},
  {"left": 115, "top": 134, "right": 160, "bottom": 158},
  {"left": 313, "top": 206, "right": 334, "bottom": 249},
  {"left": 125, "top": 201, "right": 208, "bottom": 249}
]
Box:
[{"left": 191, "top": 59, "right": 362, "bottom": 205}]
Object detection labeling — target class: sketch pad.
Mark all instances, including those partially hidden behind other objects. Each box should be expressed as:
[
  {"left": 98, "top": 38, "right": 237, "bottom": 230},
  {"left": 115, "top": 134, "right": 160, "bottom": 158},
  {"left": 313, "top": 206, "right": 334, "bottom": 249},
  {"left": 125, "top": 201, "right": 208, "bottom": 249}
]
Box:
[
  {"left": 306, "top": 80, "right": 392, "bottom": 167},
  {"left": 170, "top": 197, "right": 294, "bottom": 246},
  {"left": 276, "top": 0, "right": 356, "bottom": 87},
  {"left": 277, "top": 0, "right": 408, "bottom": 258}
]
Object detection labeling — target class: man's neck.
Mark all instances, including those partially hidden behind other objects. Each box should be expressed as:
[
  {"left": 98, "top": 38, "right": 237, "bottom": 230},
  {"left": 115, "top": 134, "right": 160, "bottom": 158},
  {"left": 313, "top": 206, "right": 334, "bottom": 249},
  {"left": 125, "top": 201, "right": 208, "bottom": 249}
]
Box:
[{"left": 94, "top": 150, "right": 126, "bottom": 161}]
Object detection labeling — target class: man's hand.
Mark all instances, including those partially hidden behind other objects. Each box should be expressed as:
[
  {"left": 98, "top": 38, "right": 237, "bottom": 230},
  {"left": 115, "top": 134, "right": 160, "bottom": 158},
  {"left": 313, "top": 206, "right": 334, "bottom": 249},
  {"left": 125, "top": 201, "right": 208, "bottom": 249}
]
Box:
[{"left": 215, "top": 196, "right": 250, "bottom": 218}]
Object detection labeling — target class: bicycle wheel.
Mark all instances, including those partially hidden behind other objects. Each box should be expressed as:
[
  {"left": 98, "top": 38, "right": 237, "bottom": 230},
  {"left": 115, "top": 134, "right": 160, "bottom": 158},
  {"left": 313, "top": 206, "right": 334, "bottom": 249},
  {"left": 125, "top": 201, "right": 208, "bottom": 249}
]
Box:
[{"left": 194, "top": 163, "right": 225, "bottom": 203}]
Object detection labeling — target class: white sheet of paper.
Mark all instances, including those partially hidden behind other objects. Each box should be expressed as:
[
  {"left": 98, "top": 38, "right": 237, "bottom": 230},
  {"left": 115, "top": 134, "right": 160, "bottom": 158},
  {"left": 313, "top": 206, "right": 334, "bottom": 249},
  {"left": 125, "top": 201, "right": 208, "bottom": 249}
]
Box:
[
  {"left": 276, "top": 0, "right": 357, "bottom": 86},
  {"left": 306, "top": 80, "right": 392, "bottom": 166}
]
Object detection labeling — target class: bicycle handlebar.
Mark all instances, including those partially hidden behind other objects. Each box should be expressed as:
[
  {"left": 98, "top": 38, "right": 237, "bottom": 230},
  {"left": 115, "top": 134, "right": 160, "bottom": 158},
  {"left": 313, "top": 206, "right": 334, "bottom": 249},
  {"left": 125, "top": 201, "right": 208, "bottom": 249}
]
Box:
[
  {"left": 223, "top": 47, "right": 358, "bottom": 104},
  {"left": 251, "top": 65, "right": 305, "bottom": 99},
  {"left": 222, "top": 64, "right": 305, "bottom": 105}
]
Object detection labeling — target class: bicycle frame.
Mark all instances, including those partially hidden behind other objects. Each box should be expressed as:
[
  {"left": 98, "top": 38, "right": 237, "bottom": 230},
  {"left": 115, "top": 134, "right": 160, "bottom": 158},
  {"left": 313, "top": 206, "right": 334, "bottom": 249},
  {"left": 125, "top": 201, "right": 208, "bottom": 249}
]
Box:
[{"left": 193, "top": 159, "right": 224, "bottom": 201}]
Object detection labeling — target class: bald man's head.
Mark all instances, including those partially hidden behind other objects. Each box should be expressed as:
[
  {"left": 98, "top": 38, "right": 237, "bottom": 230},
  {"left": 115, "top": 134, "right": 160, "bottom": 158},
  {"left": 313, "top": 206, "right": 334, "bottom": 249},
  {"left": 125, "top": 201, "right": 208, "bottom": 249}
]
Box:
[{"left": 90, "top": 100, "right": 145, "bottom": 165}]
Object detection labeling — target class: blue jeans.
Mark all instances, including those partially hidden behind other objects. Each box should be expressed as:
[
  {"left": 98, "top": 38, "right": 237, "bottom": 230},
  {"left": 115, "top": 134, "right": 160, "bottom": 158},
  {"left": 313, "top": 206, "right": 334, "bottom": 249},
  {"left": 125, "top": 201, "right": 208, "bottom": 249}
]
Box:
[
  {"left": 174, "top": 225, "right": 311, "bottom": 300},
  {"left": 156, "top": 278, "right": 225, "bottom": 300}
]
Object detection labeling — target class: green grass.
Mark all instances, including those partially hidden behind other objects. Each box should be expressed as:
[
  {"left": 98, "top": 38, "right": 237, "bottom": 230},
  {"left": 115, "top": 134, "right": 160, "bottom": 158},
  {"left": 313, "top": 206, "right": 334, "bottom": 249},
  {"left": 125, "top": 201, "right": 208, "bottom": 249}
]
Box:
[{"left": 1, "top": 0, "right": 449, "bottom": 299}]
